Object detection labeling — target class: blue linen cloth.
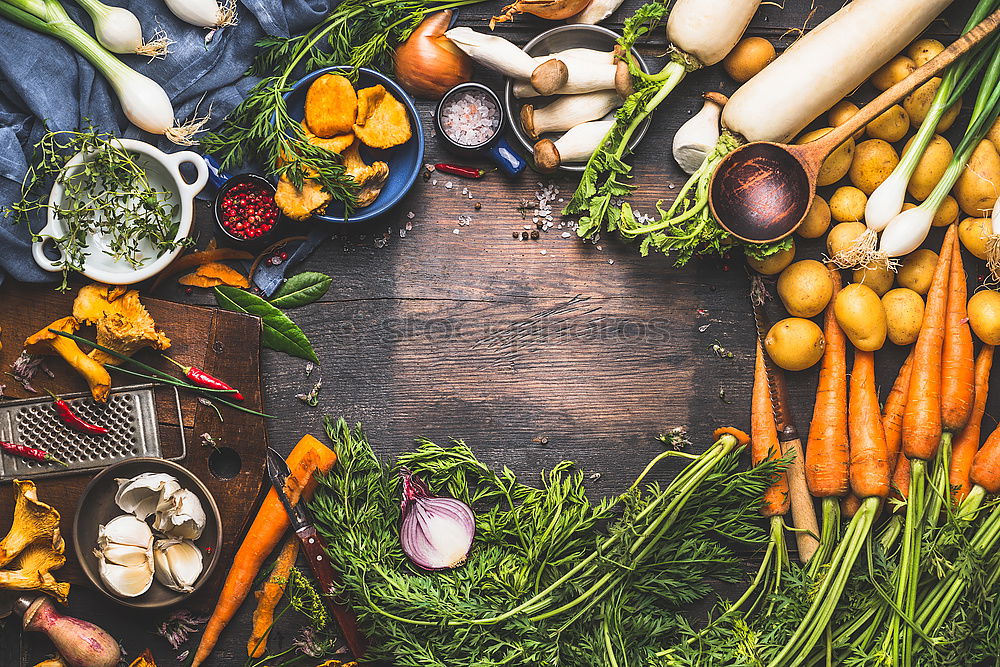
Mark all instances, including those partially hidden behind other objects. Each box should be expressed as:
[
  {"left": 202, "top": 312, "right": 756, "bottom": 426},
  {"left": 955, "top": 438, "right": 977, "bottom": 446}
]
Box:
[{"left": 0, "top": 0, "right": 336, "bottom": 286}]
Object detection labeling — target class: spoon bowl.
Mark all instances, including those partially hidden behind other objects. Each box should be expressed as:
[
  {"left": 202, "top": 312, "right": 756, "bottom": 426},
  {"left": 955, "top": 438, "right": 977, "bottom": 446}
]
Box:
[{"left": 709, "top": 142, "right": 813, "bottom": 243}]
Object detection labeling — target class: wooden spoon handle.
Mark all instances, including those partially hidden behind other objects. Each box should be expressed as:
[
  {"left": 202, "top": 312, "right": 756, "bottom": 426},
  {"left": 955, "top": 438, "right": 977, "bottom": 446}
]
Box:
[
  {"left": 812, "top": 7, "right": 1000, "bottom": 157},
  {"left": 778, "top": 433, "right": 820, "bottom": 563}
]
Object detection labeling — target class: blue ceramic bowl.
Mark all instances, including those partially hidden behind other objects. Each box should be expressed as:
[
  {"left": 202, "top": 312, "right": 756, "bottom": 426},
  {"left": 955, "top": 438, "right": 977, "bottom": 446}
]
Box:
[{"left": 283, "top": 67, "right": 424, "bottom": 223}]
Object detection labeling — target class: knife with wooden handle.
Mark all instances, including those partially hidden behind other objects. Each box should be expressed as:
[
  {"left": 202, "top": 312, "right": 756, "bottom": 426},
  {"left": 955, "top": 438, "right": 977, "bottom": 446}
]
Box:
[{"left": 750, "top": 275, "right": 820, "bottom": 563}]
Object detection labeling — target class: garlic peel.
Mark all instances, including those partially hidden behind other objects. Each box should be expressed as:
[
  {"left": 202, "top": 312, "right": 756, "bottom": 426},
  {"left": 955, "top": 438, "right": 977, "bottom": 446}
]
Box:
[
  {"left": 153, "top": 488, "right": 206, "bottom": 540},
  {"left": 153, "top": 538, "right": 203, "bottom": 593},
  {"left": 115, "top": 473, "right": 181, "bottom": 520}
]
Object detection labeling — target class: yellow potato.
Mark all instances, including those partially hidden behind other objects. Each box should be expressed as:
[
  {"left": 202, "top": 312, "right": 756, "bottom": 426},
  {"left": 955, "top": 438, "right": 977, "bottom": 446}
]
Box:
[
  {"left": 798, "top": 128, "right": 855, "bottom": 187},
  {"left": 826, "top": 221, "right": 868, "bottom": 258},
  {"left": 777, "top": 259, "right": 834, "bottom": 318},
  {"left": 881, "top": 288, "right": 924, "bottom": 346},
  {"left": 748, "top": 238, "right": 795, "bottom": 275},
  {"left": 954, "top": 140, "right": 1000, "bottom": 217},
  {"left": 866, "top": 105, "right": 909, "bottom": 143},
  {"left": 932, "top": 196, "right": 959, "bottom": 228},
  {"left": 852, "top": 264, "right": 894, "bottom": 296},
  {"left": 988, "top": 116, "right": 1000, "bottom": 153},
  {"left": 959, "top": 216, "right": 991, "bottom": 260},
  {"left": 968, "top": 290, "right": 1000, "bottom": 345},
  {"left": 828, "top": 100, "right": 864, "bottom": 141},
  {"left": 905, "top": 134, "right": 953, "bottom": 201},
  {"left": 907, "top": 38, "right": 944, "bottom": 66},
  {"left": 797, "top": 195, "right": 831, "bottom": 239},
  {"left": 829, "top": 186, "right": 867, "bottom": 222},
  {"left": 834, "top": 283, "right": 887, "bottom": 351},
  {"left": 849, "top": 139, "right": 899, "bottom": 195},
  {"left": 871, "top": 56, "right": 916, "bottom": 91},
  {"left": 723, "top": 37, "right": 776, "bottom": 83},
  {"left": 896, "top": 248, "right": 938, "bottom": 295},
  {"left": 904, "top": 78, "right": 960, "bottom": 132},
  {"left": 764, "top": 318, "right": 826, "bottom": 371}
]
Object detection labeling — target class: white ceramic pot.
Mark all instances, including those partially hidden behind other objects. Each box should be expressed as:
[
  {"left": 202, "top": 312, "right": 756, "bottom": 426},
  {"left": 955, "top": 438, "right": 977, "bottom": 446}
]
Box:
[{"left": 31, "top": 138, "right": 208, "bottom": 285}]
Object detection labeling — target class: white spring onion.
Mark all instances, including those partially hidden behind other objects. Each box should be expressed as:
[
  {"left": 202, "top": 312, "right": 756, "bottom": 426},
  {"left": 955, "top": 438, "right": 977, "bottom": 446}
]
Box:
[
  {"left": 73, "top": 0, "right": 171, "bottom": 58},
  {"left": 0, "top": 0, "right": 206, "bottom": 144},
  {"left": 865, "top": 4, "right": 993, "bottom": 233},
  {"left": 672, "top": 92, "right": 726, "bottom": 174},
  {"left": 162, "top": 0, "right": 237, "bottom": 29},
  {"left": 986, "top": 193, "right": 1000, "bottom": 280}
]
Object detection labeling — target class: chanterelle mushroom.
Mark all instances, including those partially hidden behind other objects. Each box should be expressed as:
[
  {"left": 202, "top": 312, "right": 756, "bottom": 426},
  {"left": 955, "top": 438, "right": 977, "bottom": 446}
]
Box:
[
  {"left": 0, "top": 539, "right": 70, "bottom": 603},
  {"left": 72, "top": 284, "right": 171, "bottom": 366},
  {"left": 24, "top": 317, "right": 111, "bottom": 403},
  {"left": 0, "top": 481, "right": 62, "bottom": 568},
  {"left": 343, "top": 140, "right": 389, "bottom": 208}
]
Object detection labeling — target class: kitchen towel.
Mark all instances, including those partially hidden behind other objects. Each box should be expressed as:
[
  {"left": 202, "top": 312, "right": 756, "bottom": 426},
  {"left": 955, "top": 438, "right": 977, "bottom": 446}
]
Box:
[{"left": 0, "top": 0, "right": 336, "bottom": 286}]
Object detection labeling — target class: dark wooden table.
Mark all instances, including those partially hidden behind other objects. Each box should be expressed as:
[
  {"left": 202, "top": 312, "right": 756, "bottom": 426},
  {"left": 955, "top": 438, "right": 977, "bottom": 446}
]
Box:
[{"left": 6, "top": 0, "right": 988, "bottom": 664}]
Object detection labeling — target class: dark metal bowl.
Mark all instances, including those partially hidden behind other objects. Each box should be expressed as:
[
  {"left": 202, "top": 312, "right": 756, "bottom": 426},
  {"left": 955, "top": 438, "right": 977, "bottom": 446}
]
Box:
[
  {"left": 213, "top": 173, "right": 284, "bottom": 249},
  {"left": 73, "top": 458, "right": 223, "bottom": 609}
]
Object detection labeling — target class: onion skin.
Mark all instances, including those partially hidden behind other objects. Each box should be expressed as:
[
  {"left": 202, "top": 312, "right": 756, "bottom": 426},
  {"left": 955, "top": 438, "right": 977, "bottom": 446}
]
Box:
[
  {"left": 395, "top": 11, "right": 472, "bottom": 100},
  {"left": 490, "top": 0, "right": 591, "bottom": 28}
]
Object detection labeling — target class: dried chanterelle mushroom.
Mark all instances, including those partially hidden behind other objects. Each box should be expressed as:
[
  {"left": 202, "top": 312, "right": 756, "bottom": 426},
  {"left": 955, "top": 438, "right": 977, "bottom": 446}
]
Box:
[
  {"left": 24, "top": 317, "right": 111, "bottom": 403},
  {"left": 72, "top": 284, "right": 171, "bottom": 366},
  {"left": 343, "top": 140, "right": 389, "bottom": 208},
  {"left": 1, "top": 539, "right": 70, "bottom": 603},
  {"left": 0, "top": 481, "right": 69, "bottom": 603}
]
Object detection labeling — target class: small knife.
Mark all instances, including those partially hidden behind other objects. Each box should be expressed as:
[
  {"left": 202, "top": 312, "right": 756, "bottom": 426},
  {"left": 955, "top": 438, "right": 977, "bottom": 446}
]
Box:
[
  {"left": 265, "top": 448, "right": 367, "bottom": 658},
  {"left": 749, "top": 275, "right": 821, "bottom": 563},
  {"left": 252, "top": 227, "right": 329, "bottom": 297},
  {"left": 0, "top": 593, "right": 120, "bottom": 667}
]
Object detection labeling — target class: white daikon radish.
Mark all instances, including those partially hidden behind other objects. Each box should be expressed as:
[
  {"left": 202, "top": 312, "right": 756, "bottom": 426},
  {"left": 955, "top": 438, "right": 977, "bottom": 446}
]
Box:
[
  {"left": 520, "top": 90, "right": 621, "bottom": 139},
  {"left": 568, "top": 0, "right": 625, "bottom": 25},
  {"left": 672, "top": 93, "right": 725, "bottom": 174},
  {"left": 723, "top": 0, "right": 954, "bottom": 143},
  {"left": 163, "top": 0, "right": 237, "bottom": 28},
  {"left": 534, "top": 120, "right": 614, "bottom": 172},
  {"left": 666, "top": 0, "right": 761, "bottom": 67}
]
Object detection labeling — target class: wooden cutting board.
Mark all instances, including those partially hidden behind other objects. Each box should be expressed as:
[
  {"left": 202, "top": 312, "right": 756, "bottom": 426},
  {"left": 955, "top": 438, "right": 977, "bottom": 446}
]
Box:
[{"left": 0, "top": 284, "right": 267, "bottom": 607}]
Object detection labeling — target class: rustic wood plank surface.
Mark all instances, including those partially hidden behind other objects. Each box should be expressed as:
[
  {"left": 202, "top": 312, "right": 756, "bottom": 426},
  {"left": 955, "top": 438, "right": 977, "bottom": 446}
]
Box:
[{"left": 4, "top": 0, "right": 991, "bottom": 664}]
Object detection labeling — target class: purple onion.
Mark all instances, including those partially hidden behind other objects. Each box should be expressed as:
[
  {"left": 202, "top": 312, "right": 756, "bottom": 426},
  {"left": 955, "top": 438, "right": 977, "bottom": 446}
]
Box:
[{"left": 399, "top": 469, "right": 475, "bottom": 570}]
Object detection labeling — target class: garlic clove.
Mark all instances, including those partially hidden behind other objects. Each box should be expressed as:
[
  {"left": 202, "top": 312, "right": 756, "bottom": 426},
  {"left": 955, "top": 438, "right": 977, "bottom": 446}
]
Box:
[
  {"left": 98, "top": 514, "right": 154, "bottom": 550},
  {"left": 672, "top": 93, "right": 726, "bottom": 175},
  {"left": 97, "top": 543, "right": 152, "bottom": 568},
  {"left": 99, "top": 558, "right": 154, "bottom": 597},
  {"left": 153, "top": 488, "right": 206, "bottom": 540},
  {"left": 115, "top": 473, "right": 182, "bottom": 519},
  {"left": 152, "top": 538, "right": 203, "bottom": 593}
]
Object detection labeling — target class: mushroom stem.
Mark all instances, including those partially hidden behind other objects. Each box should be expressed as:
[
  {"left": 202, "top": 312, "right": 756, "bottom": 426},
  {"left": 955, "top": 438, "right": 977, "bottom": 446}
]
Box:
[
  {"left": 520, "top": 90, "right": 621, "bottom": 140},
  {"left": 534, "top": 120, "right": 615, "bottom": 173},
  {"left": 50, "top": 335, "right": 111, "bottom": 403}
]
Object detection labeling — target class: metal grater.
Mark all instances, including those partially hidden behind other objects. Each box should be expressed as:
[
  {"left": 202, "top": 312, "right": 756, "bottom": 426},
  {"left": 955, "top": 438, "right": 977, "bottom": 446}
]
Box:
[{"left": 0, "top": 383, "right": 186, "bottom": 481}]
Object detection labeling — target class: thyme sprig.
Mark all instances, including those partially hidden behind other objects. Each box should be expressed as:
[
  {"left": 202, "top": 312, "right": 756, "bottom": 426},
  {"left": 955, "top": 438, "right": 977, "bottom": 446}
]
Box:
[{"left": 7, "top": 127, "right": 186, "bottom": 290}]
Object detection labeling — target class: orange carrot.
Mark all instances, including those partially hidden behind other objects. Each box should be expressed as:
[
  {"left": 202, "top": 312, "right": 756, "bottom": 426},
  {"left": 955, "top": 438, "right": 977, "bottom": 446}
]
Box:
[
  {"left": 950, "top": 345, "right": 994, "bottom": 503},
  {"left": 970, "top": 419, "right": 1000, "bottom": 494},
  {"left": 884, "top": 352, "right": 914, "bottom": 477},
  {"left": 941, "top": 235, "right": 975, "bottom": 432},
  {"left": 892, "top": 452, "right": 911, "bottom": 499},
  {"left": 752, "top": 340, "right": 790, "bottom": 517},
  {"left": 714, "top": 426, "right": 750, "bottom": 446},
  {"left": 806, "top": 265, "right": 849, "bottom": 497},
  {"left": 192, "top": 435, "right": 337, "bottom": 667},
  {"left": 902, "top": 227, "right": 956, "bottom": 461},
  {"left": 849, "top": 350, "right": 890, "bottom": 499},
  {"left": 248, "top": 534, "right": 300, "bottom": 658}
]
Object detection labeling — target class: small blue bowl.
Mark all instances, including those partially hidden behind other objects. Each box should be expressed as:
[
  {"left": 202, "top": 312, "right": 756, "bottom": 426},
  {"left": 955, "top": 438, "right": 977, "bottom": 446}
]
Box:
[{"left": 283, "top": 67, "right": 425, "bottom": 223}]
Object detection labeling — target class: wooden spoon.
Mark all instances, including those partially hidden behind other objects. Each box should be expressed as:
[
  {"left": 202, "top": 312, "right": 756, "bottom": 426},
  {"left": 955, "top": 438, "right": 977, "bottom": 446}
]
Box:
[{"left": 709, "top": 8, "right": 1000, "bottom": 244}]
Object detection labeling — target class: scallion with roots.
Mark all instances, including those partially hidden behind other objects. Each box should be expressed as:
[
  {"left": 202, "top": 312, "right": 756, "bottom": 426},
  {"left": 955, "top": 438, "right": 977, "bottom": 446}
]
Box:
[
  {"left": 162, "top": 0, "right": 237, "bottom": 29},
  {"left": 73, "top": 0, "right": 171, "bottom": 58},
  {"left": 0, "top": 0, "right": 205, "bottom": 144}
]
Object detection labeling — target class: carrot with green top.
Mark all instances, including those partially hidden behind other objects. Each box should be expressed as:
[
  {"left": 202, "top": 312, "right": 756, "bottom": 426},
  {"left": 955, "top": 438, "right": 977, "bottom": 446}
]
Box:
[
  {"left": 941, "top": 238, "right": 975, "bottom": 432},
  {"left": 949, "top": 345, "right": 993, "bottom": 504}
]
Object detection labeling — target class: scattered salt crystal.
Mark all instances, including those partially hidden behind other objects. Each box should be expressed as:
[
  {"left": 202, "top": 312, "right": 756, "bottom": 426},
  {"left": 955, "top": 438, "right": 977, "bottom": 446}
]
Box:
[
  {"left": 596, "top": 245, "right": 603, "bottom": 251},
  {"left": 698, "top": 323, "right": 711, "bottom": 332},
  {"left": 561, "top": 232, "right": 571, "bottom": 238},
  {"left": 399, "top": 229, "right": 407, "bottom": 238},
  {"left": 432, "top": 179, "right": 437, "bottom": 185},
  {"left": 407, "top": 211, "right": 415, "bottom": 219},
  {"left": 461, "top": 187, "right": 468, "bottom": 195},
  {"left": 608, "top": 259, "right": 614, "bottom": 265},
  {"left": 425, "top": 164, "right": 435, "bottom": 172},
  {"left": 523, "top": 225, "right": 531, "bottom": 230},
  {"left": 445, "top": 181, "right": 453, "bottom": 189},
  {"left": 453, "top": 229, "right": 460, "bottom": 234},
  {"left": 540, "top": 250, "right": 547, "bottom": 255},
  {"left": 405, "top": 221, "right": 413, "bottom": 231}
]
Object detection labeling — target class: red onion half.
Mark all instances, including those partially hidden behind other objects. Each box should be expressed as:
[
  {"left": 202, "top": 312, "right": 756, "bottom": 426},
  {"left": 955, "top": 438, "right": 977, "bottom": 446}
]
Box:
[{"left": 399, "top": 469, "right": 476, "bottom": 570}]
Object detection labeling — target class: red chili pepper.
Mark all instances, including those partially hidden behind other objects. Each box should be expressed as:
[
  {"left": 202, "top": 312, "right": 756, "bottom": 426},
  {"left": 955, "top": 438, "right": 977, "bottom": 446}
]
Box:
[
  {"left": 434, "top": 163, "right": 487, "bottom": 179},
  {"left": 1, "top": 440, "right": 67, "bottom": 466},
  {"left": 47, "top": 391, "right": 109, "bottom": 435},
  {"left": 162, "top": 355, "right": 244, "bottom": 401}
]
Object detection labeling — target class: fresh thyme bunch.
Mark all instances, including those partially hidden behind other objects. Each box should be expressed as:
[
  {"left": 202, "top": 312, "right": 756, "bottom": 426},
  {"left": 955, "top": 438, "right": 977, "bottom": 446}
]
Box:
[
  {"left": 310, "top": 417, "right": 781, "bottom": 667},
  {"left": 200, "top": 0, "right": 489, "bottom": 212},
  {"left": 7, "top": 127, "right": 185, "bottom": 290}
]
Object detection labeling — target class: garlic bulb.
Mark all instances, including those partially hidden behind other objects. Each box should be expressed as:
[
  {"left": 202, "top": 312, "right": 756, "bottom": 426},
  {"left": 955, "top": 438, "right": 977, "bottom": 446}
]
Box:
[
  {"left": 153, "top": 538, "right": 203, "bottom": 592},
  {"left": 96, "top": 515, "right": 154, "bottom": 597},
  {"left": 672, "top": 93, "right": 726, "bottom": 174},
  {"left": 115, "top": 473, "right": 181, "bottom": 520},
  {"left": 153, "top": 489, "right": 206, "bottom": 540}
]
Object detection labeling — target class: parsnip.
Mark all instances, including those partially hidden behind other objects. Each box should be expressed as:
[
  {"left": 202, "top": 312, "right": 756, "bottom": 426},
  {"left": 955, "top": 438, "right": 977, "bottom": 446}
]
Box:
[{"left": 723, "top": 0, "right": 954, "bottom": 143}]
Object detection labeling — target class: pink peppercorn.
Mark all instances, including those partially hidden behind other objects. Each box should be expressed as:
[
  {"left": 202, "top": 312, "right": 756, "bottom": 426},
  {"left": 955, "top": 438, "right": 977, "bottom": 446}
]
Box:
[{"left": 219, "top": 180, "right": 279, "bottom": 240}]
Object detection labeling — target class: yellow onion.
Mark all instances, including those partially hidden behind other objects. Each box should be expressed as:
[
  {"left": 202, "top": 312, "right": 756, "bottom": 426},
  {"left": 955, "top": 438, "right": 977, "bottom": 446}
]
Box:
[
  {"left": 490, "top": 0, "right": 591, "bottom": 28},
  {"left": 394, "top": 11, "right": 473, "bottom": 100}
]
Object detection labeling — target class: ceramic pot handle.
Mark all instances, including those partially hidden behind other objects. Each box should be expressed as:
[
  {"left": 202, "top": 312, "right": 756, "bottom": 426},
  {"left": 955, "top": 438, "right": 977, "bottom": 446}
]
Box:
[
  {"left": 487, "top": 137, "right": 527, "bottom": 177},
  {"left": 19, "top": 596, "right": 121, "bottom": 667},
  {"left": 166, "top": 150, "right": 210, "bottom": 199},
  {"left": 30, "top": 225, "right": 63, "bottom": 273}
]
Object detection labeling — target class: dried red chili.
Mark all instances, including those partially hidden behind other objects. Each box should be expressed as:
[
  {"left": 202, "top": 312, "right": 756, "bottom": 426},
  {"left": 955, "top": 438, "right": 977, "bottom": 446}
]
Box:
[
  {"left": 48, "top": 392, "right": 109, "bottom": 435},
  {"left": 434, "top": 163, "right": 487, "bottom": 179},
  {"left": 162, "top": 356, "right": 244, "bottom": 401},
  {"left": 1, "top": 441, "right": 66, "bottom": 466}
]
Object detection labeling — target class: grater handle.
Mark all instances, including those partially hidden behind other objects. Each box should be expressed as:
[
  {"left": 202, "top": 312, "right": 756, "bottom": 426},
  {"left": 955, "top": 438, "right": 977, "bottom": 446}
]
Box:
[{"left": 20, "top": 596, "right": 121, "bottom": 667}]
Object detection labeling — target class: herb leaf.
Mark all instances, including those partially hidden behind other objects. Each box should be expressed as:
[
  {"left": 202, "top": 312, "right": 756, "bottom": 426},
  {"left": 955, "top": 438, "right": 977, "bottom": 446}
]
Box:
[
  {"left": 214, "top": 286, "right": 318, "bottom": 363},
  {"left": 270, "top": 271, "right": 332, "bottom": 308}
]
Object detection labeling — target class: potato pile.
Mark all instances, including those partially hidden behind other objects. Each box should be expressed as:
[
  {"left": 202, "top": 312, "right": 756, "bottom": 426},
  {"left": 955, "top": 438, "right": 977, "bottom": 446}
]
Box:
[{"left": 752, "top": 37, "right": 1000, "bottom": 372}]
